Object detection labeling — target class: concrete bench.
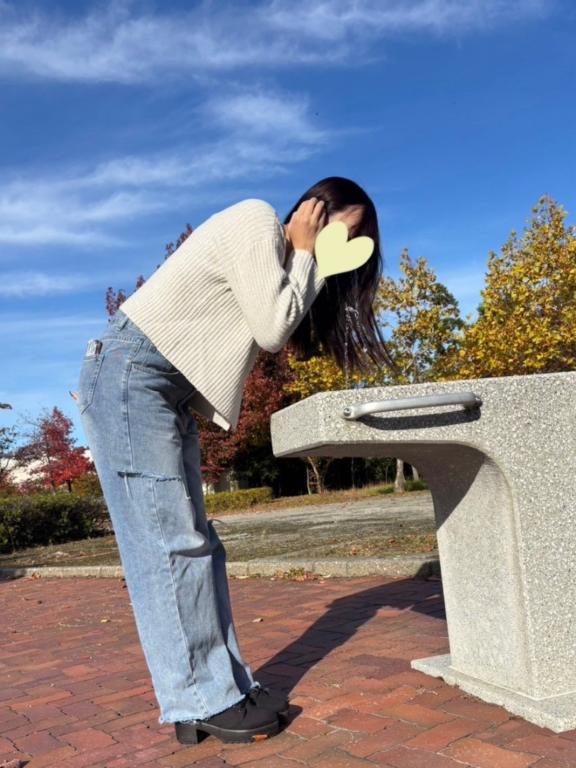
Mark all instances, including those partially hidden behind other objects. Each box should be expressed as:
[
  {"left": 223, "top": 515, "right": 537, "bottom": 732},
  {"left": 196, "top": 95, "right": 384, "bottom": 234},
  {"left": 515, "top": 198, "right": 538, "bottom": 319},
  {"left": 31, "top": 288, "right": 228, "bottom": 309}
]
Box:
[{"left": 270, "top": 371, "right": 576, "bottom": 732}]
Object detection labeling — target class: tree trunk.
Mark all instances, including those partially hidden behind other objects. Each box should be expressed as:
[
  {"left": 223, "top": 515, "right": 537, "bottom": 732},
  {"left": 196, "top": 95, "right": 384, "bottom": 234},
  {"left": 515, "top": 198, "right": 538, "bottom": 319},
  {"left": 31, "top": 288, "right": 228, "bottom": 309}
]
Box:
[
  {"left": 394, "top": 457, "right": 406, "bottom": 493},
  {"left": 412, "top": 465, "right": 420, "bottom": 481},
  {"left": 305, "top": 457, "right": 334, "bottom": 494}
]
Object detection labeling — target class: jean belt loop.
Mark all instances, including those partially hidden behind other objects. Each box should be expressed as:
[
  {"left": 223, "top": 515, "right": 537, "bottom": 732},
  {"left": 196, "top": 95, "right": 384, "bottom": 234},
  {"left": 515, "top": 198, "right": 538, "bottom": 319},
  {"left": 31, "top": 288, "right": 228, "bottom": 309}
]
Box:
[{"left": 111, "top": 308, "right": 130, "bottom": 330}]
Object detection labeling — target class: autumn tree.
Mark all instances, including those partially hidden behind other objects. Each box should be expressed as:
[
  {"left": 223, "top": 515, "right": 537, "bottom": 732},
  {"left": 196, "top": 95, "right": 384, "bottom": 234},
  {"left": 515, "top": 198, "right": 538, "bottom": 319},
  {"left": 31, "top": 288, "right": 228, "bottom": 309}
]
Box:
[
  {"left": 375, "top": 249, "right": 464, "bottom": 384},
  {"left": 454, "top": 195, "right": 576, "bottom": 378},
  {"left": 15, "top": 407, "right": 93, "bottom": 493},
  {"left": 373, "top": 249, "right": 464, "bottom": 488},
  {"left": 105, "top": 277, "right": 146, "bottom": 317},
  {"left": 202, "top": 347, "right": 301, "bottom": 489}
]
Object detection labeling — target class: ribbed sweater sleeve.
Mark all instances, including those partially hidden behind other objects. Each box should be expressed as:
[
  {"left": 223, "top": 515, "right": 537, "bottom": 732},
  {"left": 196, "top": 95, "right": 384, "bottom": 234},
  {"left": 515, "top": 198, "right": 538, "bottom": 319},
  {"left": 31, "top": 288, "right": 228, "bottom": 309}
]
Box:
[{"left": 223, "top": 235, "right": 326, "bottom": 354}]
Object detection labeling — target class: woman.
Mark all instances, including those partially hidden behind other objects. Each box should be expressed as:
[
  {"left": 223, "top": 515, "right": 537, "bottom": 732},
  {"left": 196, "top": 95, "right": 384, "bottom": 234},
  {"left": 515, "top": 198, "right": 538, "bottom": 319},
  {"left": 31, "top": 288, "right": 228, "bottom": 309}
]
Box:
[{"left": 74, "top": 176, "right": 395, "bottom": 746}]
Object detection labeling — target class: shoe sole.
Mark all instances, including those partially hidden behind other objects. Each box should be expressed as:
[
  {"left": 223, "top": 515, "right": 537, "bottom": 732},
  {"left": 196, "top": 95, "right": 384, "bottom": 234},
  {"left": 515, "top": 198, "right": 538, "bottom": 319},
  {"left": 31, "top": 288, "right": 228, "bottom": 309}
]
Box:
[{"left": 175, "top": 716, "right": 280, "bottom": 745}]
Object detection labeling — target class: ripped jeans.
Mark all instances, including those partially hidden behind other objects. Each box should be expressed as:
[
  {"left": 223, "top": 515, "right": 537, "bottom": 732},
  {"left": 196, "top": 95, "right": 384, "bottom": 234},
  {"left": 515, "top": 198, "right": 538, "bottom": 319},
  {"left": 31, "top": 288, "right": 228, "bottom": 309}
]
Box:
[{"left": 75, "top": 308, "right": 259, "bottom": 725}]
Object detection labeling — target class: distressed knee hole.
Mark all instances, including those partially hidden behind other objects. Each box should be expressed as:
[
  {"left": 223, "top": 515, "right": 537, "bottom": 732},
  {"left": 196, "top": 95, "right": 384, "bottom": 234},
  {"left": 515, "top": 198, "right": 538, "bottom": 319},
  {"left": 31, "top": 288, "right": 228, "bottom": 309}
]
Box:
[
  {"left": 117, "top": 470, "right": 192, "bottom": 500},
  {"left": 117, "top": 470, "right": 183, "bottom": 481}
]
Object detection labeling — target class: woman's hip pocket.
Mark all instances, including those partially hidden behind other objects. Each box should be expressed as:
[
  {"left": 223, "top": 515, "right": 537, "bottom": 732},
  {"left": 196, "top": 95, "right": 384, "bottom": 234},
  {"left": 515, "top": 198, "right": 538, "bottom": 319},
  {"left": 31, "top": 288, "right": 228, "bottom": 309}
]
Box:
[{"left": 75, "top": 335, "right": 143, "bottom": 416}]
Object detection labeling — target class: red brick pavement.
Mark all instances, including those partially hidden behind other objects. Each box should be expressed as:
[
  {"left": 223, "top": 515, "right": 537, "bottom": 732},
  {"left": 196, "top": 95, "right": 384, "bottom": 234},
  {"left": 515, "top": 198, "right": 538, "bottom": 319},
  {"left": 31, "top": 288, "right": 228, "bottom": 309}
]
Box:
[{"left": 0, "top": 573, "right": 572, "bottom": 767}]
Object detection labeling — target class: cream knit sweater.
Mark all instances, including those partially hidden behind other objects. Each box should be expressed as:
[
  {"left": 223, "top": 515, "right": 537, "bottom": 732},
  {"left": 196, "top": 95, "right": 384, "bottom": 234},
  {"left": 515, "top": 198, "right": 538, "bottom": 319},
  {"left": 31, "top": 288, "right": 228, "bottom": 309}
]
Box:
[{"left": 119, "top": 198, "right": 326, "bottom": 432}]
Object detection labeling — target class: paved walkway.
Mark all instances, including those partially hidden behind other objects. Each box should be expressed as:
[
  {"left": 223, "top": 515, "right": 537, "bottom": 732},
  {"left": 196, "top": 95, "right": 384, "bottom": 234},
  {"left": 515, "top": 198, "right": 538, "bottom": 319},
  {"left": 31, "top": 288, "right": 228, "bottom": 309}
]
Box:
[
  {"left": 0, "top": 574, "right": 572, "bottom": 767},
  {"left": 211, "top": 491, "right": 436, "bottom": 560}
]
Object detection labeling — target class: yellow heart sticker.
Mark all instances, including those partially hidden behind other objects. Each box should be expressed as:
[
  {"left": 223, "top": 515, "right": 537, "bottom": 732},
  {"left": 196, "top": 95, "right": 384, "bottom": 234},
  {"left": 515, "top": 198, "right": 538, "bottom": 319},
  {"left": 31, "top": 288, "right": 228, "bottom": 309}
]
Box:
[{"left": 314, "top": 221, "right": 374, "bottom": 279}]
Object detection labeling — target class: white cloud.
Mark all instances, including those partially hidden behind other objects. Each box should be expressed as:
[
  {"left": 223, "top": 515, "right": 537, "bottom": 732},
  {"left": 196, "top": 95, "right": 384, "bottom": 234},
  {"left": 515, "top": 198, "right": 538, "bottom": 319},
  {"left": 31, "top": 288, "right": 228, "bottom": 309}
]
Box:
[
  {"left": 201, "top": 92, "right": 327, "bottom": 143},
  {"left": 0, "top": 0, "right": 328, "bottom": 83},
  {"left": 0, "top": 0, "right": 554, "bottom": 83},
  {"left": 266, "top": 0, "right": 552, "bottom": 39},
  {"left": 0, "top": 86, "right": 329, "bottom": 247},
  {"left": 0, "top": 226, "right": 122, "bottom": 247},
  {"left": 0, "top": 271, "right": 126, "bottom": 297},
  {"left": 0, "top": 313, "right": 106, "bottom": 337},
  {"left": 0, "top": 182, "right": 165, "bottom": 246}
]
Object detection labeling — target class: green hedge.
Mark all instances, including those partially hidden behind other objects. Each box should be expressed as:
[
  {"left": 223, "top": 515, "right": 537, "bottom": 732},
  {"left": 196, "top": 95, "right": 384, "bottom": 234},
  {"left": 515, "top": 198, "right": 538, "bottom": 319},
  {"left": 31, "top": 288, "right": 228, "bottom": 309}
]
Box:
[
  {"left": 0, "top": 493, "right": 107, "bottom": 554},
  {"left": 204, "top": 486, "right": 274, "bottom": 514},
  {"left": 405, "top": 479, "right": 429, "bottom": 491}
]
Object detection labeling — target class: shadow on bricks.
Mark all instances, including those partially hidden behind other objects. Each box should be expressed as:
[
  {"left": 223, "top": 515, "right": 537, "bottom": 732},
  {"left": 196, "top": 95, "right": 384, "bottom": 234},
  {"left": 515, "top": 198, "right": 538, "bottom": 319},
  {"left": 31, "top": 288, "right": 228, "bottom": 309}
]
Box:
[{"left": 253, "top": 568, "right": 445, "bottom": 695}]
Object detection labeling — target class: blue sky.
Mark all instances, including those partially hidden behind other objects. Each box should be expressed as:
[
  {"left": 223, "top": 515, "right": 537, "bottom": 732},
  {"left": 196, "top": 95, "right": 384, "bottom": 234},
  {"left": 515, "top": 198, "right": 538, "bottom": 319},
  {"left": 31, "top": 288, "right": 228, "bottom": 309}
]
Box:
[{"left": 1, "top": 0, "right": 574, "bottom": 447}]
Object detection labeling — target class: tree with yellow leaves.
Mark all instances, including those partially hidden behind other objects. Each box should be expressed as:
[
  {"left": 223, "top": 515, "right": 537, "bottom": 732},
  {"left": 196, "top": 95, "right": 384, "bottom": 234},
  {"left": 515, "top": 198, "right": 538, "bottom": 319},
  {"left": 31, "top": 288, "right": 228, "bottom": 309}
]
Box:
[
  {"left": 455, "top": 195, "right": 576, "bottom": 378},
  {"left": 375, "top": 249, "right": 465, "bottom": 385},
  {"left": 374, "top": 249, "right": 465, "bottom": 487}
]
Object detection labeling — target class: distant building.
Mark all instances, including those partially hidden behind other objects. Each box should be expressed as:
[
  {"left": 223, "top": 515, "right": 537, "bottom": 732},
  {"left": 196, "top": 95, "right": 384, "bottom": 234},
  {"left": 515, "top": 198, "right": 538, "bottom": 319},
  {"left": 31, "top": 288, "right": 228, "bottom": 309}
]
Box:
[{"left": 4, "top": 456, "right": 45, "bottom": 486}]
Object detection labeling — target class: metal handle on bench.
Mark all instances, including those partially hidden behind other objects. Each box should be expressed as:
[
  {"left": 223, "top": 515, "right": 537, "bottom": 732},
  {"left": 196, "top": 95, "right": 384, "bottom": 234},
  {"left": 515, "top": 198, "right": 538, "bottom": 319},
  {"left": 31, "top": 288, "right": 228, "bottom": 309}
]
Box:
[{"left": 342, "top": 391, "right": 482, "bottom": 420}]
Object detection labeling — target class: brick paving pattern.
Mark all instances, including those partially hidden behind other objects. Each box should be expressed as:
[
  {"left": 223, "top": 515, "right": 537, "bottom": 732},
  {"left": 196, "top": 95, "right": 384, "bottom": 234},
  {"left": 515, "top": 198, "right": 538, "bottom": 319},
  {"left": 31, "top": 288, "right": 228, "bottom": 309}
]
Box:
[{"left": 1, "top": 573, "right": 573, "bottom": 767}]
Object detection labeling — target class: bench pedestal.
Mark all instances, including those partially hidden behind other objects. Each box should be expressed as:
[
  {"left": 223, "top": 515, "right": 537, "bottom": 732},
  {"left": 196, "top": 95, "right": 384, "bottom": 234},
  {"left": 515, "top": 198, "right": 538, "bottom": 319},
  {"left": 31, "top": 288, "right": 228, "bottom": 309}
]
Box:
[{"left": 412, "top": 654, "right": 576, "bottom": 732}]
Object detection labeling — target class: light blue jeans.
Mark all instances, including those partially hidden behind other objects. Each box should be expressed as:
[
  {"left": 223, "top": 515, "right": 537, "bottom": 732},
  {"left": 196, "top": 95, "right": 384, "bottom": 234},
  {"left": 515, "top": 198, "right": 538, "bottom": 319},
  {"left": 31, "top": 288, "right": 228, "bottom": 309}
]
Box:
[{"left": 75, "top": 308, "right": 259, "bottom": 725}]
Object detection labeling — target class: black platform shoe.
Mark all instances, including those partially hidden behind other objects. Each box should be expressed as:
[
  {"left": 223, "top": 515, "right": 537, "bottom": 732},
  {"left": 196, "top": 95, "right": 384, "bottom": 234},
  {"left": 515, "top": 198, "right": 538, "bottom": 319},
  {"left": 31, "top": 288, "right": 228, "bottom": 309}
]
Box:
[
  {"left": 247, "top": 684, "right": 290, "bottom": 718},
  {"left": 174, "top": 695, "right": 280, "bottom": 744}
]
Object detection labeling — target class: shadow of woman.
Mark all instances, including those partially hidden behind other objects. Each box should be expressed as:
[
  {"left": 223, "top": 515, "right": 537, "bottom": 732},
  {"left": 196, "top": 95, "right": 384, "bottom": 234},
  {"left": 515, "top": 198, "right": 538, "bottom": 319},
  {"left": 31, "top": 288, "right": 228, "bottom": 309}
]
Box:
[{"left": 252, "top": 568, "right": 446, "bottom": 709}]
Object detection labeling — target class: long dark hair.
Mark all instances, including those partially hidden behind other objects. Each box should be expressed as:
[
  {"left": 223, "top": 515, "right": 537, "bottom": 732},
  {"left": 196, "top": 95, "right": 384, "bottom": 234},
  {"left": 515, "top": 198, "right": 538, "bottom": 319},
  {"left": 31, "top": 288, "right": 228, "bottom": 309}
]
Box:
[{"left": 284, "top": 176, "right": 399, "bottom": 379}]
